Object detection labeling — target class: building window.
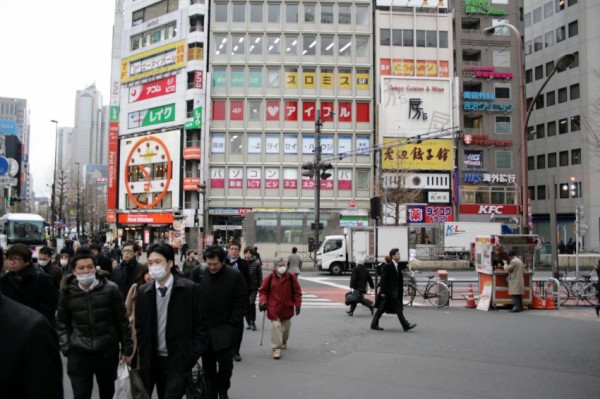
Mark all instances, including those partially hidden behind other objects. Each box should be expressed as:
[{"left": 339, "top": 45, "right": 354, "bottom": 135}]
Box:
[
  {"left": 229, "top": 133, "right": 243, "bottom": 154},
  {"left": 546, "top": 91, "right": 555, "bottom": 106},
  {"left": 524, "top": 13, "right": 531, "bottom": 28},
  {"left": 527, "top": 125, "right": 535, "bottom": 141},
  {"left": 536, "top": 96, "right": 544, "bottom": 110},
  {"left": 537, "top": 185, "right": 546, "bottom": 200},
  {"left": 214, "top": 34, "right": 228, "bottom": 55},
  {"left": 380, "top": 29, "right": 391, "bottom": 46},
  {"left": 248, "top": 101, "right": 261, "bottom": 121},
  {"left": 267, "top": 35, "right": 280, "bottom": 54},
  {"left": 231, "top": 35, "right": 245, "bottom": 55},
  {"left": 547, "top": 121, "right": 556, "bottom": 137},
  {"left": 528, "top": 156, "right": 535, "bottom": 171},
  {"left": 416, "top": 30, "right": 426, "bottom": 47},
  {"left": 495, "top": 86, "right": 510, "bottom": 99},
  {"left": 546, "top": 61, "right": 555, "bottom": 76},
  {"left": 302, "top": 35, "right": 316, "bottom": 56},
  {"left": 249, "top": 35, "right": 263, "bottom": 55},
  {"left": 496, "top": 151, "right": 512, "bottom": 169},
  {"left": 392, "top": 29, "right": 402, "bottom": 46},
  {"left": 321, "top": 36, "right": 334, "bottom": 55},
  {"left": 250, "top": 3, "right": 263, "bottom": 23},
  {"left": 558, "top": 87, "right": 567, "bottom": 103},
  {"left": 534, "top": 36, "right": 543, "bottom": 51},
  {"left": 356, "top": 36, "right": 369, "bottom": 58},
  {"left": 570, "top": 84, "right": 580, "bottom": 100},
  {"left": 536, "top": 123, "right": 545, "bottom": 139},
  {"left": 535, "top": 65, "right": 544, "bottom": 80},
  {"left": 439, "top": 31, "right": 448, "bottom": 48},
  {"left": 556, "top": 26, "right": 565, "bottom": 42},
  {"left": 559, "top": 118, "right": 568, "bottom": 134},
  {"left": 403, "top": 30, "right": 414, "bottom": 46},
  {"left": 232, "top": 2, "right": 245, "bottom": 22},
  {"left": 495, "top": 116, "right": 511, "bottom": 134},
  {"left": 493, "top": 51, "right": 509, "bottom": 67},
  {"left": 548, "top": 152, "right": 557, "bottom": 167},
  {"left": 321, "top": 4, "right": 333, "bottom": 23},
  {"left": 569, "top": 0, "right": 577, "bottom": 5},
  {"left": 529, "top": 186, "right": 536, "bottom": 201},
  {"left": 568, "top": 20, "right": 578, "bottom": 37},
  {"left": 526, "top": 69, "right": 533, "bottom": 83},
  {"left": 286, "top": 35, "right": 298, "bottom": 55},
  {"left": 286, "top": 4, "right": 298, "bottom": 23},
  {"left": 304, "top": 3, "right": 315, "bottom": 22},
  {"left": 267, "top": 68, "right": 280, "bottom": 87},
  {"left": 559, "top": 151, "right": 569, "bottom": 166},
  {"left": 545, "top": 31, "right": 554, "bottom": 47},
  {"left": 338, "top": 4, "right": 351, "bottom": 24},
  {"left": 268, "top": 3, "right": 280, "bottom": 23},
  {"left": 525, "top": 41, "right": 532, "bottom": 55},
  {"left": 533, "top": 7, "right": 542, "bottom": 23},
  {"left": 537, "top": 154, "right": 546, "bottom": 169},
  {"left": 544, "top": 1, "right": 554, "bottom": 17},
  {"left": 492, "top": 19, "right": 509, "bottom": 36},
  {"left": 426, "top": 30, "right": 437, "bottom": 47},
  {"left": 559, "top": 183, "right": 569, "bottom": 198},
  {"left": 356, "top": 5, "right": 369, "bottom": 25},
  {"left": 571, "top": 115, "right": 580, "bottom": 132},
  {"left": 357, "top": 170, "right": 370, "bottom": 190},
  {"left": 215, "top": 2, "right": 228, "bottom": 22},
  {"left": 338, "top": 36, "right": 351, "bottom": 56},
  {"left": 556, "top": 0, "right": 565, "bottom": 11},
  {"left": 572, "top": 149, "right": 581, "bottom": 165}
]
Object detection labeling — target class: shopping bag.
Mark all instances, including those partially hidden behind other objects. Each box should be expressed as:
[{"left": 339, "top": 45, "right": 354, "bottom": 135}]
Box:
[
  {"left": 345, "top": 290, "right": 360, "bottom": 306},
  {"left": 186, "top": 360, "right": 210, "bottom": 399},
  {"left": 113, "top": 362, "right": 131, "bottom": 399},
  {"left": 129, "top": 367, "right": 150, "bottom": 399}
]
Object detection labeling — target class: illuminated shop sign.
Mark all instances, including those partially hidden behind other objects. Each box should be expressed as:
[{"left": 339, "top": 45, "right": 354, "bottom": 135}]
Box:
[
  {"left": 463, "top": 134, "right": 512, "bottom": 147},
  {"left": 463, "top": 66, "right": 513, "bottom": 80},
  {"left": 407, "top": 205, "right": 454, "bottom": 223},
  {"left": 463, "top": 169, "right": 516, "bottom": 184},
  {"left": 465, "top": 0, "right": 507, "bottom": 15},
  {"left": 464, "top": 151, "right": 483, "bottom": 167}
]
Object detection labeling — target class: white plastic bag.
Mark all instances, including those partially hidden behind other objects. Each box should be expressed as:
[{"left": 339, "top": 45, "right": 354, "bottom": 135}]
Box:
[{"left": 113, "top": 362, "right": 132, "bottom": 399}]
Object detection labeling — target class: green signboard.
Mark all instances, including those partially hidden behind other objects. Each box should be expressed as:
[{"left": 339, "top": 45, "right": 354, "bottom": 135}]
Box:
[
  {"left": 212, "top": 70, "right": 226, "bottom": 87},
  {"left": 185, "top": 107, "right": 203, "bottom": 129},
  {"left": 110, "top": 106, "right": 119, "bottom": 122},
  {"left": 142, "top": 104, "right": 175, "bottom": 127},
  {"left": 465, "top": 0, "right": 507, "bottom": 15}
]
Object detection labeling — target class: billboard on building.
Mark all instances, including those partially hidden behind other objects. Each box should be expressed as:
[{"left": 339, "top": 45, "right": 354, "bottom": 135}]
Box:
[
  {"left": 382, "top": 138, "right": 453, "bottom": 170},
  {"left": 0, "top": 120, "right": 18, "bottom": 135},
  {"left": 120, "top": 40, "right": 186, "bottom": 83},
  {"left": 118, "top": 130, "right": 181, "bottom": 210},
  {"left": 379, "top": 77, "right": 453, "bottom": 138}
]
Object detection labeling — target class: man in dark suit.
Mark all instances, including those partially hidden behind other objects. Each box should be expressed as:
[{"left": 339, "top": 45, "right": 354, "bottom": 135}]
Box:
[
  {"left": 135, "top": 244, "right": 206, "bottom": 398},
  {"left": 225, "top": 241, "right": 249, "bottom": 362},
  {"left": 371, "top": 248, "right": 416, "bottom": 332}
]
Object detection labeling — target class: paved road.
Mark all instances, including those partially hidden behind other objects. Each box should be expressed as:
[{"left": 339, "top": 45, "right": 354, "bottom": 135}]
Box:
[{"left": 64, "top": 269, "right": 599, "bottom": 398}]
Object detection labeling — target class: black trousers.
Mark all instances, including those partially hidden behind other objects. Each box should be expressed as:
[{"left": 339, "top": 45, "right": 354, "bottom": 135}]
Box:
[
  {"left": 245, "top": 288, "right": 258, "bottom": 324},
  {"left": 202, "top": 344, "right": 234, "bottom": 396},
  {"left": 511, "top": 295, "right": 523, "bottom": 311},
  {"left": 349, "top": 292, "right": 373, "bottom": 313},
  {"left": 67, "top": 352, "right": 119, "bottom": 399},
  {"left": 142, "top": 355, "right": 188, "bottom": 399},
  {"left": 371, "top": 295, "right": 410, "bottom": 330}
]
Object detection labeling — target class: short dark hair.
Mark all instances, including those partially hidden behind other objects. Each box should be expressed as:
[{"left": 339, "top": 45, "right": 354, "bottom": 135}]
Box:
[
  {"left": 204, "top": 245, "right": 227, "bottom": 262},
  {"left": 508, "top": 250, "right": 517, "bottom": 258},
  {"left": 70, "top": 252, "right": 96, "bottom": 270},
  {"left": 122, "top": 240, "right": 139, "bottom": 252},
  {"left": 243, "top": 245, "right": 255, "bottom": 255},
  {"left": 228, "top": 241, "right": 241, "bottom": 250},
  {"left": 147, "top": 244, "right": 175, "bottom": 263},
  {"left": 292, "top": 247, "right": 298, "bottom": 253},
  {"left": 38, "top": 246, "right": 54, "bottom": 257},
  {"left": 90, "top": 243, "right": 102, "bottom": 252},
  {"left": 389, "top": 248, "right": 399, "bottom": 257},
  {"left": 134, "top": 264, "right": 150, "bottom": 285},
  {"left": 6, "top": 244, "right": 32, "bottom": 263}
]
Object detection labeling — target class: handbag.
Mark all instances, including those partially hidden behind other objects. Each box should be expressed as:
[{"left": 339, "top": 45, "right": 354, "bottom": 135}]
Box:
[
  {"left": 345, "top": 290, "right": 360, "bottom": 306},
  {"left": 186, "top": 360, "right": 210, "bottom": 399},
  {"left": 129, "top": 367, "right": 150, "bottom": 399}
]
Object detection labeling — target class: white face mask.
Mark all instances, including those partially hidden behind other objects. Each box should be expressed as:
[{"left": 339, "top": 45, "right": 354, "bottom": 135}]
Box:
[
  {"left": 149, "top": 265, "right": 169, "bottom": 281},
  {"left": 38, "top": 260, "right": 49, "bottom": 267},
  {"left": 76, "top": 272, "right": 96, "bottom": 286},
  {"left": 60, "top": 259, "right": 69, "bottom": 267},
  {"left": 277, "top": 266, "right": 287, "bottom": 275}
]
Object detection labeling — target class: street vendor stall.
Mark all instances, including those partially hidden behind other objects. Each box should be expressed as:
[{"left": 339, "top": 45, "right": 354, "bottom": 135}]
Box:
[{"left": 474, "top": 235, "right": 538, "bottom": 308}]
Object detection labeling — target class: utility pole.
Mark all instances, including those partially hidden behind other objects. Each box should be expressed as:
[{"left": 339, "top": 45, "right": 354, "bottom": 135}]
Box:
[{"left": 50, "top": 120, "right": 59, "bottom": 245}]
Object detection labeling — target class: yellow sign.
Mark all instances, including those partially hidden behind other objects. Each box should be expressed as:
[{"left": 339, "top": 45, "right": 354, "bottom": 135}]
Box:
[
  {"left": 338, "top": 72, "right": 352, "bottom": 89},
  {"left": 121, "top": 40, "right": 186, "bottom": 83},
  {"left": 356, "top": 73, "right": 369, "bottom": 90},
  {"left": 285, "top": 72, "right": 298, "bottom": 88},
  {"left": 321, "top": 71, "right": 333, "bottom": 88},
  {"left": 382, "top": 138, "right": 453, "bottom": 171},
  {"left": 303, "top": 72, "right": 316, "bottom": 88}
]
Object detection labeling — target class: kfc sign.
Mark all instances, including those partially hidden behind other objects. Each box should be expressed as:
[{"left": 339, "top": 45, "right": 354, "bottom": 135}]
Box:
[{"left": 459, "top": 204, "right": 519, "bottom": 215}]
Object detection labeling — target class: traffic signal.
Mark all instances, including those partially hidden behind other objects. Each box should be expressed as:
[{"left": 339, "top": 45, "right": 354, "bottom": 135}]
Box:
[
  {"left": 301, "top": 162, "right": 315, "bottom": 178},
  {"left": 198, "top": 182, "right": 207, "bottom": 195},
  {"left": 308, "top": 237, "right": 316, "bottom": 252},
  {"left": 319, "top": 161, "right": 333, "bottom": 180}
]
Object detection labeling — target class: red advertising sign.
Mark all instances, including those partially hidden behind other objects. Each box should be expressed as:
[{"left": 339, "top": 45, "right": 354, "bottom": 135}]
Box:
[
  {"left": 230, "top": 101, "right": 244, "bottom": 120},
  {"left": 106, "top": 210, "right": 116, "bottom": 223},
  {"left": 118, "top": 212, "right": 174, "bottom": 225},
  {"left": 194, "top": 71, "right": 203, "bottom": 89},
  {"left": 183, "top": 147, "right": 201, "bottom": 160},
  {"left": 183, "top": 177, "right": 201, "bottom": 191},
  {"left": 380, "top": 59, "right": 391, "bottom": 76},
  {"left": 284, "top": 101, "right": 298, "bottom": 121},
  {"left": 301, "top": 177, "right": 315, "bottom": 190},
  {"left": 320, "top": 179, "right": 334, "bottom": 190},
  {"left": 266, "top": 101, "right": 280, "bottom": 121},
  {"left": 321, "top": 101, "right": 334, "bottom": 122},
  {"left": 212, "top": 100, "right": 226, "bottom": 120},
  {"left": 356, "top": 102, "right": 370, "bottom": 122},
  {"left": 459, "top": 204, "right": 519, "bottom": 215},
  {"left": 283, "top": 179, "right": 297, "bottom": 190},
  {"left": 302, "top": 101, "right": 316, "bottom": 121},
  {"left": 107, "top": 121, "right": 119, "bottom": 209},
  {"left": 211, "top": 168, "right": 225, "bottom": 188},
  {"left": 129, "top": 76, "right": 176, "bottom": 103},
  {"left": 338, "top": 102, "right": 352, "bottom": 122}
]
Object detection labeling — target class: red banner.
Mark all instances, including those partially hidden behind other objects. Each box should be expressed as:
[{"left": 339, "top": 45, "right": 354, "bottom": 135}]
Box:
[
  {"left": 107, "top": 121, "right": 119, "bottom": 209},
  {"left": 266, "top": 101, "right": 280, "bottom": 121},
  {"left": 183, "top": 147, "right": 201, "bottom": 160},
  {"left": 106, "top": 210, "right": 116, "bottom": 223},
  {"left": 194, "top": 71, "right": 203, "bottom": 89},
  {"left": 183, "top": 177, "right": 201, "bottom": 191},
  {"left": 129, "top": 76, "right": 176, "bottom": 103},
  {"left": 459, "top": 204, "right": 519, "bottom": 215},
  {"left": 118, "top": 212, "right": 174, "bottom": 225}
]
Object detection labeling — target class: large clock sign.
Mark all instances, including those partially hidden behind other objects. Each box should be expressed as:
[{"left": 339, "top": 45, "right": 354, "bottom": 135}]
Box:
[{"left": 124, "top": 136, "right": 172, "bottom": 208}]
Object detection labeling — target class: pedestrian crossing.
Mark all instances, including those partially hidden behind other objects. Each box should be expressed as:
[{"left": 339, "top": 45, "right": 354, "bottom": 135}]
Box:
[{"left": 301, "top": 293, "right": 346, "bottom": 308}]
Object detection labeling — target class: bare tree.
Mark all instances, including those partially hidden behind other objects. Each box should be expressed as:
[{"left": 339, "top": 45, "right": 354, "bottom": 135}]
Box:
[{"left": 380, "top": 170, "right": 423, "bottom": 225}]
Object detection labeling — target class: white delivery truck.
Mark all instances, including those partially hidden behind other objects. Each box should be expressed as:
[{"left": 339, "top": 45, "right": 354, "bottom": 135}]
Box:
[
  {"left": 317, "top": 226, "right": 409, "bottom": 275},
  {"left": 443, "top": 222, "right": 507, "bottom": 258}
]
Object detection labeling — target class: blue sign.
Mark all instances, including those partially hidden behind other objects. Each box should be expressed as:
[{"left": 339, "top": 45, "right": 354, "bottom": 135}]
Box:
[
  {"left": 0, "top": 120, "right": 18, "bottom": 135},
  {"left": 0, "top": 156, "right": 9, "bottom": 176}
]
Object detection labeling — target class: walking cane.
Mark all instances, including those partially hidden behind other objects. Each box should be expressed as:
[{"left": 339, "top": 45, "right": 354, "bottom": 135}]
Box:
[{"left": 259, "top": 309, "right": 267, "bottom": 346}]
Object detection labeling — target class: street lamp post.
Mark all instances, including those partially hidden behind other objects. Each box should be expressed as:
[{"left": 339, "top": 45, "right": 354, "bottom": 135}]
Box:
[
  {"left": 75, "top": 162, "right": 81, "bottom": 238},
  {"left": 50, "top": 120, "right": 59, "bottom": 246}
]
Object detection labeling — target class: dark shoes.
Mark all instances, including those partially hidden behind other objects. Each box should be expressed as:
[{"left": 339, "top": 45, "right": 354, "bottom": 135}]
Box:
[
  {"left": 595, "top": 306, "right": 600, "bottom": 317},
  {"left": 371, "top": 325, "right": 384, "bottom": 331},
  {"left": 233, "top": 353, "right": 242, "bottom": 362},
  {"left": 510, "top": 307, "right": 522, "bottom": 313},
  {"left": 370, "top": 307, "right": 374, "bottom": 316},
  {"left": 246, "top": 324, "right": 252, "bottom": 330},
  {"left": 404, "top": 323, "right": 417, "bottom": 332},
  {"left": 346, "top": 311, "right": 353, "bottom": 316},
  {"left": 251, "top": 321, "right": 257, "bottom": 331},
  {"left": 218, "top": 392, "right": 229, "bottom": 399}
]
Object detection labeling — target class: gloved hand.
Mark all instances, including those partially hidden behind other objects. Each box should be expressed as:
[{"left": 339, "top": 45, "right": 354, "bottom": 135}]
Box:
[
  {"left": 259, "top": 303, "right": 267, "bottom": 312},
  {"left": 295, "top": 307, "right": 301, "bottom": 316}
]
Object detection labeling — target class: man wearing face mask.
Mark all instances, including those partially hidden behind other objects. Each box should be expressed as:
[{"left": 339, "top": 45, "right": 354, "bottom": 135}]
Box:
[
  {"left": 258, "top": 257, "right": 302, "bottom": 360},
  {"left": 56, "top": 252, "right": 133, "bottom": 399},
  {"left": 135, "top": 244, "right": 206, "bottom": 399},
  {"left": 37, "top": 246, "right": 63, "bottom": 289},
  {"left": 111, "top": 240, "right": 144, "bottom": 300}
]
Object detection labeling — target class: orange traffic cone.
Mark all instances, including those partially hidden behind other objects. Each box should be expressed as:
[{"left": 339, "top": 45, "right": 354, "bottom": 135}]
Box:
[
  {"left": 532, "top": 285, "right": 543, "bottom": 309},
  {"left": 544, "top": 282, "right": 557, "bottom": 309},
  {"left": 465, "top": 283, "right": 477, "bottom": 308}
]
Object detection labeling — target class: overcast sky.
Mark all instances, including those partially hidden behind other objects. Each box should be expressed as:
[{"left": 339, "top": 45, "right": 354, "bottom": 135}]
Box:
[{"left": 0, "top": 1, "right": 115, "bottom": 196}]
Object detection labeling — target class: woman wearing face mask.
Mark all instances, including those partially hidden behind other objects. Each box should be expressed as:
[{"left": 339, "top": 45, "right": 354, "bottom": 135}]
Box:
[
  {"left": 258, "top": 257, "right": 302, "bottom": 360},
  {"left": 56, "top": 252, "right": 133, "bottom": 399}
]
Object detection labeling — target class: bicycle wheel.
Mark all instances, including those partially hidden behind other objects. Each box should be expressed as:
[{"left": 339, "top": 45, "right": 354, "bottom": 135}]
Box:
[
  {"left": 426, "top": 282, "right": 450, "bottom": 308},
  {"left": 558, "top": 283, "right": 570, "bottom": 305},
  {"left": 403, "top": 282, "right": 416, "bottom": 306},
  {"left": 570, "top": 280, "right": 586, "bottom": 296},
  {"left": 582, "top": 283, "right": 599, "bottom": 306}
]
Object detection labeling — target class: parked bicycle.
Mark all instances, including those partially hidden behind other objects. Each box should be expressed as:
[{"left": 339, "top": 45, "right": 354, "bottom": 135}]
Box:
[
  {"left": 554, "top": 269, "right": 598, "bottom": 305},
  {"left": 402, "top": 267, "right": 450, "bottom": 308}
]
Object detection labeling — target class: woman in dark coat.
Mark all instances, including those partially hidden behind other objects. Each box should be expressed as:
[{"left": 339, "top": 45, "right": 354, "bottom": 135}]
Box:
[
  {"left": 244, "top": 246, "right": 263, "bottom": 330},
  {"left": 347, "top": 258, "right": 374, "bottom": 316}
]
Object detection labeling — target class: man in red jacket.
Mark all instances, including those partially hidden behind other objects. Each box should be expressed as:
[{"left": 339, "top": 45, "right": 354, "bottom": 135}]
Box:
[{"left": 258, "top": 256, "right": 302, "bottom": 360}]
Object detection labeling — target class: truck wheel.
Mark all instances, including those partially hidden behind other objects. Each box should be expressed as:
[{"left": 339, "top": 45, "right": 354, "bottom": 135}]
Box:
[{"left": 329, "top": 263, "right": 343, "bottom": 276}]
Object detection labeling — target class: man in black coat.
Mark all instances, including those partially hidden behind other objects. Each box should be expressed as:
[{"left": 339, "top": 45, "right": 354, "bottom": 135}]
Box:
[
  {"left": 347, "top": 258, "right": 374, "bottom": 316},
  {"left": 225, "top": 241, "right": 249, "bottom": 362},
  {"left": 201, "top": 245, "right": 247, "bottom": 399},
  {"left": 0, "top": 286, "right": 63, "bottom": 399},
  {"left": 111, "top": 240, "right": 144, "bottom": 300},
  {"left": 0, "top": 243, "right": 58, "bottom": 322},
  {"left": 136, "top": 244, "right": 206, "bottom": 398},
  {"left": 371, "top": 248, "right": 416, "bottom": 332}
]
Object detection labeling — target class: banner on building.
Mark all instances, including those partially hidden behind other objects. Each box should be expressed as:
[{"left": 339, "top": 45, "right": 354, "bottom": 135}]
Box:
[{"left": 382, "top": 138, "right": 453, "bottom": 170}]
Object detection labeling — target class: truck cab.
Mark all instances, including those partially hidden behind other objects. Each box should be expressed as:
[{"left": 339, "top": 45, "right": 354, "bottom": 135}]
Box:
[{"left": 316, "top": 235, "right": 346, "bottom": 275}]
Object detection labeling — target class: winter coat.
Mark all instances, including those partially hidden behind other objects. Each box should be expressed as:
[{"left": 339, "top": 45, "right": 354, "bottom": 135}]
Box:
[
  {"left": 135, "top": 275, "right": 206, "bottom": 387},
  {"left": 111, "top": 258, "right": 144, "bottom": 300},
  {"left": 259, "top": 271, "right": 302, "bottom": 321},
  {"left": 226, "top": 256, "right": 250, "bottom": 287},
  {"left": 95, "top": 255, "right": 113, "bottom": 274},
  {"left": 504, "top": 256, "right": 525, "bottom": 295},
  {"left": 198, "top": 265, "right": 247, "bottom": 352},
  {"left": 350, "top": 264, "right": 374, "bottom": 293},
  {"left": 182, "top": 258, "right": 200, "bottom": 278},
  {"left": 378, "top": 261, "right": 405, "bottom": 299},
  {"left": 124, "top": 283, "right": 140, "bottom": 354},
  {"left": 0, "top": 291, "right": 63, "bottom": 399},
  {"left": 247, "top": 257, "right": 263, "bottom": 289},
  {"left": 41, "top": 263, "right": 64, "bottom": 290},
  {"left": 287, "top": 253, "right": 302, "bottom": 274},
  {"left": 0, "top": 264, "right": 58, "bottom": 322},
  {"left": 56, "top": 273, "right": 133, "bottom": 357}
]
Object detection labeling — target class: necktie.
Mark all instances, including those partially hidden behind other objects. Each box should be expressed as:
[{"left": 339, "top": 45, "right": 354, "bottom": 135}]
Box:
[{"left": 158, "top": 286, "right": 168, "bottom": 297}]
